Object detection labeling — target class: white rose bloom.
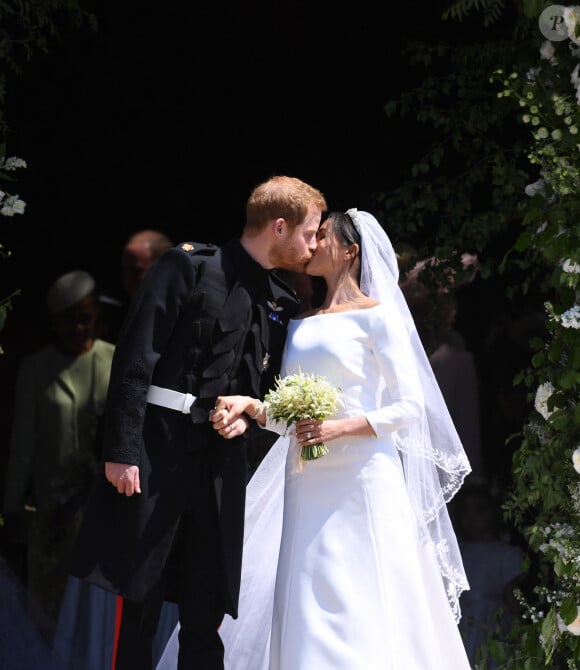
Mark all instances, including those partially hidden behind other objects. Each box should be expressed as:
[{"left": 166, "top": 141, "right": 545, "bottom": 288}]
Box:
[
  {"left": 535, "top": 381, "right": 555, "bottom": 420},
  {"left": 562, "top": 259, "right": 580, "bottom": 273},
  {"left": 540, "top": 40, "right": 556, "bottom": 61},
  {"left": 560, "top": 305, "right": 580, "bottom": 329},
  {"left": 562, "top": 608, "right": 580, "bottom": 635},
  {"left": 2, "top": 156, "right": 27, "bottom": 170},
  {"left": 573, "top": 447, "right": 580, "bottom": 474},
  {"left": 525, "top": 178, "right": 545, "bottom": 196},
  {"left": 11, "top": 198, "right": 25, "bottom": 215},
  {"left": 564, "top": 7, "right": 580, "bottom": 45}
]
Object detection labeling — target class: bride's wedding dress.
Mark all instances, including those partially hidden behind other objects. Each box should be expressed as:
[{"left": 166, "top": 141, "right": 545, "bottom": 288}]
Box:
[{"left": 157, "top": 305, "right": 471, "bottom": 670}]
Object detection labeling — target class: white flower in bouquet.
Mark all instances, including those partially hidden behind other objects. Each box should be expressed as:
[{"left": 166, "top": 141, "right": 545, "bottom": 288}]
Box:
[{"left": 264, "top": 371, "right": 340, "bottom": 461}]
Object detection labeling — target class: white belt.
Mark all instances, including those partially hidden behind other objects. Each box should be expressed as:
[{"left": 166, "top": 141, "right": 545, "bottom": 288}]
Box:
[{"left": 146, "top": 385, "right": 196, "bottom": 414}]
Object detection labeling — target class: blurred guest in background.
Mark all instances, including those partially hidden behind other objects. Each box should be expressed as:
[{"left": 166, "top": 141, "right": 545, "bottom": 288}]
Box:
[
  {"left": 2, "top": 270, "right": 115, "bottom": 636},
  {"left": 400, "top": 252, "right": 484, "bottom": 479},
  {"left": 121, "top": 229, "right": 174, "bottom": 300},
  {"left": 98, "top": 229, "right": 173, "bottom": 343}
]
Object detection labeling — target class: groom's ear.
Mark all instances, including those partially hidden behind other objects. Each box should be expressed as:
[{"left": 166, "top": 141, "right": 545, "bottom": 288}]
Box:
[{"left": 272, "top": 218, "right": 285, "bottom": 237}]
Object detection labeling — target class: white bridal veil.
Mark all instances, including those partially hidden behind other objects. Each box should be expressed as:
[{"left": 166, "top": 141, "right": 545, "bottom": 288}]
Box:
[{"left": 348, "top": 208, "right": 471, "bottom": 619}]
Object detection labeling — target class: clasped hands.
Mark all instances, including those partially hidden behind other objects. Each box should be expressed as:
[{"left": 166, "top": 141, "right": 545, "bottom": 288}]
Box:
[
  {"left": 210, "top": 395, "right": 324, "bottom": 446},
  {"left": 210, "top": 395, "right": 254, "bottom": 438}
]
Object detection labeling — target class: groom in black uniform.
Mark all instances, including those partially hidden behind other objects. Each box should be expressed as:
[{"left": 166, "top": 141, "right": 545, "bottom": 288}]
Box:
[{"left": 69, "top": 175, "right": 327, "bottom": 670}]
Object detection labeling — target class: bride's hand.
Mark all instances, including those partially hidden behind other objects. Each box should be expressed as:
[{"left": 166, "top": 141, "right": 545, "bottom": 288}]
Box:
[
  {"left": 214, "top": 415, "right": 250, "bottom": 439},
  {"left": 210, "top": 395, "right": 259, "bottom": 436},
  {"left": 296, "top": 416, "right": 374, "bottom": 446},
  {"left": 295, "top": 418, "right": 326, "bottom": 446}
]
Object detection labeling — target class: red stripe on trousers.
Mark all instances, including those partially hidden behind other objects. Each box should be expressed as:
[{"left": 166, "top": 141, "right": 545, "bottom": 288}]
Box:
[{"left": 112, "top": 596, "right": 123, "bottom": 669}]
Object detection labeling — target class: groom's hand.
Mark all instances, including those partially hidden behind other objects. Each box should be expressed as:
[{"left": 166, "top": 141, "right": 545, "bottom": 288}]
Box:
[
  {"left": 211, "top": 395, "right": 249, "bottom": 423},
  {"left": 210, "top": 396, "right": 252, "bottom": 438},
  {"left": 105, "top": 462, "right": 141, "bottom": 496}
]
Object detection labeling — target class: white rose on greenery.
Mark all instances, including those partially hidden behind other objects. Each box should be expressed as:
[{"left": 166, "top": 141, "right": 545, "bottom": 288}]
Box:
[
  {"left": 0, "top": 156, "right": 27, "bottom": 171},
  {"left": 540, "top": 40, "right": 556, "bottom": 62},
  {"left": 525, "top": 178, "right": 545, "bottom": 196},
  {"left": 567, "top": 617, "right": 580, "bottom": 635},
  {"left": 0, "top": 195, "right": 25, "bottom": 217},
  {"left": 562, "top": 259, "right": 580, "bottom": 273},
  {"left": 560, "top": 305, "right": 580, "bottom": 329},
  {"left": 572, "top": 447, "right": 580, "bottom": 474},
  {"left": 564, "top": 7, "right": 580, "bottom": 45},
  {"left": 535, "top": 381, "right": 555, "bottom": 420},
  {"left": 558, "top": 607, "right": 580, "bottom": 635}
]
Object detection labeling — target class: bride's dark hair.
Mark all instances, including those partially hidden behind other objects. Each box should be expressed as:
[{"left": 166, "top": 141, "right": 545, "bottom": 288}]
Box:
[
  {"left": 333, "top": 210, "right": 361, "bottom": 248},
  {"left": 327, "top": 211, "right": 362, "bottom": 284}
]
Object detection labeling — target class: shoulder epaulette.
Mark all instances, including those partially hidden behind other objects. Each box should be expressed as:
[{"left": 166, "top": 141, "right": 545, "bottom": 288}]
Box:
[{"left": 178, "top": 242, "right": 219, "bottom": 256}]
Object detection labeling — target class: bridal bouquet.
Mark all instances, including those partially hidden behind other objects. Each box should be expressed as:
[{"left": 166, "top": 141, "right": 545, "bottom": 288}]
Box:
[{"left": 264, "top": 371, "right": 340, "bottom": 461}]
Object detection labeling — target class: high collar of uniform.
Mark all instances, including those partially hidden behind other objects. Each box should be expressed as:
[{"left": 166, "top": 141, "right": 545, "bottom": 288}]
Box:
[
  {"left": 223, "top": 238, "right": 272, "bottom": 285},
  {"left": 223, "top": 239, "right": 300, "bottom": 313}
]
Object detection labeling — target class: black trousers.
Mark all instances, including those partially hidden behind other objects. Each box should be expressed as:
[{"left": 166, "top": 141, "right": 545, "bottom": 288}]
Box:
[{"left": 115, "top": 460, "right": 225, "bottom": 670}]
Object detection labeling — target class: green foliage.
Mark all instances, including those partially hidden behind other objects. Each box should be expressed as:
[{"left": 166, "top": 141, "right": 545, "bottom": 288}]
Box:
[
  {"left": 487, "top": 24, "right": 580, "bottom": 670},
  {"left": 377, "top": 36, "right": 537, "bottom": 290},
  {"left": 521, "top": 0, "right": 551, "bottom": 19},
  {"left": 0, "top": 1, "right": 96, "bottom": 351},
  {"left": 442, "top": 0, "right": 507, "bottom": 26},
  {"left": 0, "top": 141, "right": 27, "bottom": 351},
  {"left": 0, "top": 0, "right": 96, "bottom": 135},
  {"left": 377, "top": 2, "right": 580, "bottom": 666}
]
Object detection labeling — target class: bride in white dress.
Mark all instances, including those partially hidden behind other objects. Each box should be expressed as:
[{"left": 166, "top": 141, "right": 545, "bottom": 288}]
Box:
[{"left": 156, "top": 209, "right": 472, "bottom": 670}]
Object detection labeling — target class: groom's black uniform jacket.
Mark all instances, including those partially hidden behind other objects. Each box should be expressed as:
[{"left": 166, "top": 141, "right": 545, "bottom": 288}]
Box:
[{"left": 69, "top": 239, "right": 299, "bottom": 617}]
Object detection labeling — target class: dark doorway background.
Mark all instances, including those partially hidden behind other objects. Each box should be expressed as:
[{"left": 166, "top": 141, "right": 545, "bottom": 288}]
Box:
[{"left": 1, "top": 2, "right": 426, "bottom": 308}]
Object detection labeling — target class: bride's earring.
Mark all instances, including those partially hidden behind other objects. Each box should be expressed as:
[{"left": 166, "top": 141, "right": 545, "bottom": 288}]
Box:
[{"left": 344, "top": 253, "right": 349, "bottom": 261}]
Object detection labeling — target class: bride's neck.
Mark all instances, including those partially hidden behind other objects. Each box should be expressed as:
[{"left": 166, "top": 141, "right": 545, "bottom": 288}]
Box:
[{"left": 321, "top": 276, "right": 366, "bottom": 309}]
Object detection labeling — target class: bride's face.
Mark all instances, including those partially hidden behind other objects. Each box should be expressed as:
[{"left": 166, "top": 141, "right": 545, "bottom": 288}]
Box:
[{"left": 305, "top": 219, "right": 342, "bottom": 276}]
